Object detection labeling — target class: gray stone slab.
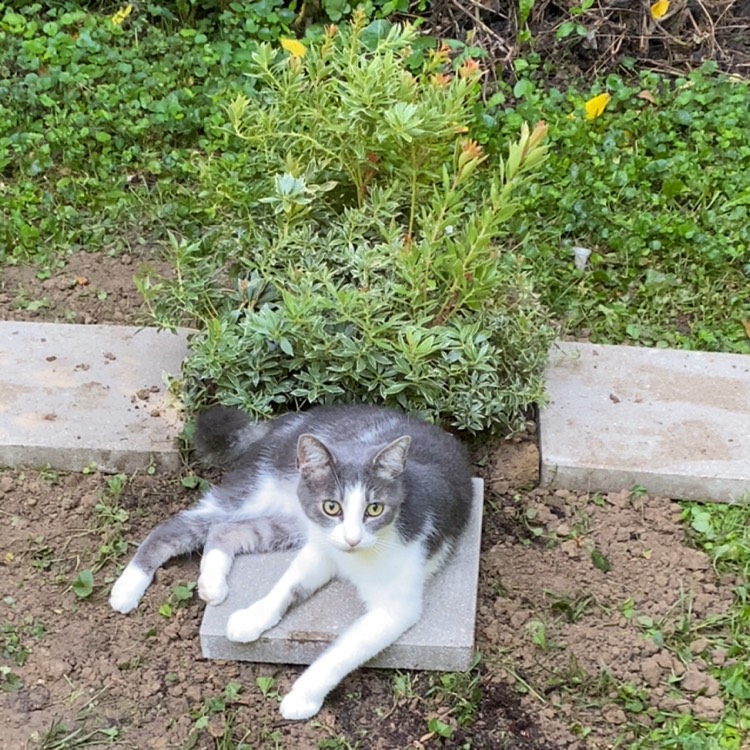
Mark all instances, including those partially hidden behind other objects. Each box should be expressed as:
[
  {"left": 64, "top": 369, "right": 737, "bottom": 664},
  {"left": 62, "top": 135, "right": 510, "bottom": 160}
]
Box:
[
  {"left": 540, "top": 341, "right": 750, "bottom": 502},
  {"left": 0, "top": 321, "right": 190, "bottom": 473},
  {"left": 200, "top": 479, "right": 484, "bottom": 672}
]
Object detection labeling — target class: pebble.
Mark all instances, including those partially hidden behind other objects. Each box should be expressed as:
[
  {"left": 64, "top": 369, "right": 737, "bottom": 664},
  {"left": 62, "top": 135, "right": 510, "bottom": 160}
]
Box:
[
  {"left": 640, "top": 656, "right": 662, "bottom": 687},
  {"left": 692, "top": 695, "right": 724, "bottom": 722},
  {"left": 710, "top": 649, "right": 727, "bottom": 666},
  {"left": 689, "top": 637, "right": 709, "bottom": 654},
  {"left": 185, "top": 685, "right": 202, "bottom": 703},
  {"left": 602, "top": 705, "right": 627, "bottom": 725},
  {"left": 42, "top": 658, "right": 70, "bottom": 681},
  {"left": 680, "top": 666, "right": 720, "bottom": 694}
]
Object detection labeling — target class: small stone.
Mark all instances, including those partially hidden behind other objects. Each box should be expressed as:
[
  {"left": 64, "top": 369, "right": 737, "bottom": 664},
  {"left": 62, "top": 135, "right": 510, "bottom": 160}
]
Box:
[
  {"left": 640, "top": 656, "right": 662, "bottom": 687},
  {"left": 681, "top": 666, "right": 708, "bottom": 693},
  {"left": 704, "top": 675, "right": 721, "bottom": 697},
  {"left": 682, "top": 549, "right": 710, "bottom": 571},
  {"left": 670, "top": 658, "right": 686, "bottom": 678},
  {"left": 26, "top": 685, "right": 51, "bottom": 711},
  {"left": 42, "top": 659, "right": 70, "bottom": 681},
  {"left": 602, "top": 705, "right": 627, "bottom": 725},
  {"left": 555, "top": 523, "right": 571, "bottom": 537},
  {"left": 710, "top": 649, "right": 727, "bottom": 666},
  {"left": 655, "top": 651, "right": 673, "bottom": 669},
  {"left": 510, "top": 611, "right": 530, "bottom": 629},
  {"left": 689, "top": 638, "right": 709, "bottom": 655},
  {"left": 693, "top": 695, "right": 724, "bottom": 722},
  {"left": 658, "top": 696, "right": 692, "bottom": 714},
  {"left": 560, "top": 539, "right": 581, "bottom": 558},
  {"left": 185, "top": 685, "right": 202, "bottom": 703}
]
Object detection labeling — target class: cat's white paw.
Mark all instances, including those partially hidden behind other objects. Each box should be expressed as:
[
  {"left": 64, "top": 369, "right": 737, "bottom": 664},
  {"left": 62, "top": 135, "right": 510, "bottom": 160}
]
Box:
[
  {"left": 226, "top": 602, "right": 277, "bottom": 643},
  {"left": 109, "top": 565, "right": 151, "bottom": 614},
  {"left": 197, "top": 572, "right": 228, "bottom": 606},
  {"left": 279, "top": 688, "right": 324, "bottom": 721}
]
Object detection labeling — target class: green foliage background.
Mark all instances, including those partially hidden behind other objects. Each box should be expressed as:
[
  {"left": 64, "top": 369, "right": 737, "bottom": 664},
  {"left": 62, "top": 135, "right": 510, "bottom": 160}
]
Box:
[{"left": 2, "top": 1, "right": 750, "bottom": 746}]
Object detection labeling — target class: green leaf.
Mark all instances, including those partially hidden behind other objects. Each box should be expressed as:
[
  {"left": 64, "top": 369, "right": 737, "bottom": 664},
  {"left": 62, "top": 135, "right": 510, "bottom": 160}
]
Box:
[
  {"left": 690, "top": 509, "right": 713, "bottom": 535},
  {"left": 172, "top": 583, "right": 196, "bottom": 602},
  {"left": 360, "top": 20, "right": 393, "bottom": 51},
  {"left": 591, "top": 548, "right": 611, "bottom": 572},
  {"left": 427, "top": 718, "right": 453, "bottom": 738},
  {"left": 72, "top": 569, "right": 94, "bottom": 598}
]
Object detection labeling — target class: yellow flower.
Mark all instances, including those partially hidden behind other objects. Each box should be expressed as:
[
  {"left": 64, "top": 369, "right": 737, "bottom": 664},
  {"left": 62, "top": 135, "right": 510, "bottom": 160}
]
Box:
[
  {"left": 280, "top": 38, "right": 307, "bottom": 58},
  {"left": 585, "top": 92, "right": 611, "bottom": 120},
  {"left": 650, "top": 0, "right": 670, "bottom": 21},
  {"left": 111, "top": 3, "right": 132, "bottom": 25}
]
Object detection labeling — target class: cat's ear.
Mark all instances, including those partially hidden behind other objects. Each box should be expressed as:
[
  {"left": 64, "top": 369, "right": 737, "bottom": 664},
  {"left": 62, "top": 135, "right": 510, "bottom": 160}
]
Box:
[
  {"left": 297, "top": 434, "right": 335, "bottom": 480},
  {"left": 372, "top": 436, "right": 411, "bottom": 479}
]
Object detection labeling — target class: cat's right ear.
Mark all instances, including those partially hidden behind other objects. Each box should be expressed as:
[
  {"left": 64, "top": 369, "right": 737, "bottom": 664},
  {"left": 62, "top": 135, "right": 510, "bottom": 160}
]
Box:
[{"left": 297, "top": 434, "right": 335, "bottom": 480}]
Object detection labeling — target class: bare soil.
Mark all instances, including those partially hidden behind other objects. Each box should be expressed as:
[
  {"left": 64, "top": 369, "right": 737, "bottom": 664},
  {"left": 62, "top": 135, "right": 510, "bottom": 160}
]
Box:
[{"left": 0, "top": 255, "right": 737, "bottom": 749}]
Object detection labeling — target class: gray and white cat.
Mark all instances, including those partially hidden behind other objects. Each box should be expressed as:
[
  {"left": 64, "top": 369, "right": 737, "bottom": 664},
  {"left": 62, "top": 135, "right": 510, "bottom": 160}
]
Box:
[{"left": 110, "top": 404, "right": 473, "bottom": 720}]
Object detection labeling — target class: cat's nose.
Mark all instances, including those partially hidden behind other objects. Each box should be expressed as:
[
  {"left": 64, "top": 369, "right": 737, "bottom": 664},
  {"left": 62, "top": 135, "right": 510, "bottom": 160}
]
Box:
[{"left": 344, "top": 532, "right": 361, "bottom": 548}]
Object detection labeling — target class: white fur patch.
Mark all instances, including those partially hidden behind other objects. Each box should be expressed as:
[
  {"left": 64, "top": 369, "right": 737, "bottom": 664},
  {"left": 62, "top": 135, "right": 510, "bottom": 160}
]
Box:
[
  {"left": 109, "top": 564, "right": 152, "bottom": 614},
  {"left": 198, "top": 548, "right": 232, "bottom": 605},
  {"left": 329, "top": 482, "right": 369, "bottom": 551},
  {"left": 235, "top": 474, "right": 300, "bottom": 520},
  {"left": 279, "top": 688, "right": 324, "bottom": 721},
  {"left": 226, "top": 599, "right": 280, "bottom": 643}
]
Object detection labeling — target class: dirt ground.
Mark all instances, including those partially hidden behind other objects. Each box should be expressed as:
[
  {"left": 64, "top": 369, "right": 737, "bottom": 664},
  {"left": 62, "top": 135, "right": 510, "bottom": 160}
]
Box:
[{"left": 0, "top": 253, "right": 738, "bottom": 749}]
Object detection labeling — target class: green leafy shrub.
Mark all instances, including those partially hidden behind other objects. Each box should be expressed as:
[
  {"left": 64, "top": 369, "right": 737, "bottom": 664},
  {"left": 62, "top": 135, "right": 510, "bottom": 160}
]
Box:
[{"left": 140, "top": 15, "right": 552, "bottom": 433}]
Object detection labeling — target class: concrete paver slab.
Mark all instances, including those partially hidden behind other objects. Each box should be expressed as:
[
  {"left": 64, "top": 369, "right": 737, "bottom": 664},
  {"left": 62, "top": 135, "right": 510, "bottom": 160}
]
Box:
[
  {"left": 0, "top": 321, "right": 190, "bottom": 473},
  {"left": 200, "top": 479, "right": 484, "bottom": 672},
  {"left": 540, "top": 341, "right": 750, "bottom": 502}
]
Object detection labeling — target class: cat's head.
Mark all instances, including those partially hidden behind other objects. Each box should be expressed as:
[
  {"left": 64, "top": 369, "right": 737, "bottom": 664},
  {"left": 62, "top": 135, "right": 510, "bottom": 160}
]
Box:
[{"left": 295, "top": 433, "right": 411, "bottom": 552}]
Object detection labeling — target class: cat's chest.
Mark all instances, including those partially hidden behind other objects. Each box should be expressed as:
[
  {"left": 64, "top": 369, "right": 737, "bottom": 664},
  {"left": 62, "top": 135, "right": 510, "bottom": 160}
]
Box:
[{"left": 329, "top": 535, "right": 427, "bottom": 606}]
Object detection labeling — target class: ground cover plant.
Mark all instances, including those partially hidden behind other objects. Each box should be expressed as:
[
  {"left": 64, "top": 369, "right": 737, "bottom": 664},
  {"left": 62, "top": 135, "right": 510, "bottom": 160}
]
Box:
[
  {"left": 492, "top": 65, "right": 750, "bottom": 355},
  {"left": 1, "top": 1, "right": 750, "bottom": 748}
]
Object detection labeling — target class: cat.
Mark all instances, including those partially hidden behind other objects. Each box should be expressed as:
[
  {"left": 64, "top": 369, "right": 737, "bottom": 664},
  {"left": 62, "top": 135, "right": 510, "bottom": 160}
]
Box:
[{"left": 110, "top": 403, "right": 473, "bottom": 720}]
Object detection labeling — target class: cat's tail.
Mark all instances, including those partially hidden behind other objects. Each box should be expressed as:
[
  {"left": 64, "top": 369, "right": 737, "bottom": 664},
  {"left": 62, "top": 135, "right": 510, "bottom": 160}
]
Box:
[{"left": 192, "top": 405, "right": 272, "bottom": 468}]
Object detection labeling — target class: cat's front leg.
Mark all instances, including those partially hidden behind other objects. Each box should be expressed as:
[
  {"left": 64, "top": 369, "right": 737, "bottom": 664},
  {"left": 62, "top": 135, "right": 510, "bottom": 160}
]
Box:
[
  {"left": 279, "top": 597, "right": 423, "bottom": 721},
  {"left": 110, "top": 562, "right": 153, "bottom": 614},
  {"left": 198, "top": 548, "right": 232, "bottom": 605},
  {"left": 226, "top": 543, "right": 334, "bottom": 643}
]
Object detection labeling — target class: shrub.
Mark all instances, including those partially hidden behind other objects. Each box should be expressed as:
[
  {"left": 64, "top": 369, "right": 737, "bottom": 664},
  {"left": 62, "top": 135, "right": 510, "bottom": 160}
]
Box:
[{"left": 138, "top": 14, "right": 553, "bottom": 434}]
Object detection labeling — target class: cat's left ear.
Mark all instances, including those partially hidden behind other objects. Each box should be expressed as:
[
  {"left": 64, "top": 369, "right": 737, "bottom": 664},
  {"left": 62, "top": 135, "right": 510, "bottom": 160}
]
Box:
[
  {"left": 372, "top": 436, "right": 411, "bottom": 479},
  {"left": 297, "top": 434, "right": 335, "bottom": 480}
]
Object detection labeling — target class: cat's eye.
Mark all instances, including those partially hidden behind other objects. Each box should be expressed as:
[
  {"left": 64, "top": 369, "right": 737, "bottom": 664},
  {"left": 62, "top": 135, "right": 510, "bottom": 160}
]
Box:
[
  {"left": 322, "top": 500, "right": 342, "bottom": 517},
  {"left": 365, "top": 502, "right": 384, "bottom": 517}
]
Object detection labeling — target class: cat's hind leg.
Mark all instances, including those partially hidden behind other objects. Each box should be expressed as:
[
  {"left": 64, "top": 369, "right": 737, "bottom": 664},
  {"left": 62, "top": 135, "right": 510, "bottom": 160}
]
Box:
[
  {"left": 110, "top": 511, "right": 210, "bottom": 614},
  {"left": 226, "top": 542, "right": 334, "bottom": 644},
  {"left": 198, "top": 516, "right": 304, "bottom": 606}
]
